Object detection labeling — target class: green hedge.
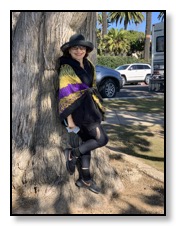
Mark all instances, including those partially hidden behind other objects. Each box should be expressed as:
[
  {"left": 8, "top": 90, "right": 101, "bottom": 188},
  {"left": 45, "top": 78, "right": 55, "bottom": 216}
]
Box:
[{"left": 97, "top": 56, "right": 150, "bottom": 69}]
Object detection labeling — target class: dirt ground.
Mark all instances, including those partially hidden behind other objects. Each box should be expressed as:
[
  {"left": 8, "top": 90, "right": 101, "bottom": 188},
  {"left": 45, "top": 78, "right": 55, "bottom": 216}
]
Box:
[
  {"left": 12, "top": 146, "right": 164, "bottom": 215},
  {"left": 69, "top": 148, "right": 164, "bottom": 215},
  {"left": 100, "top": 154, "right": 164, "bottom": 215}
]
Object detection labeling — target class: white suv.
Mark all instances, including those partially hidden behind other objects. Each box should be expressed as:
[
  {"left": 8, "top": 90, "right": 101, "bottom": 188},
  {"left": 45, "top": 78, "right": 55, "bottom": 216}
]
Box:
[{"left": 115, "top": 63, "right": 151, "bottom": 85}]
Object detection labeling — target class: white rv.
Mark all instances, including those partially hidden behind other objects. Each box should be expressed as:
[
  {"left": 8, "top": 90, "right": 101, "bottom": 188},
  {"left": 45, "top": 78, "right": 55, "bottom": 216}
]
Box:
[
  {"left": 149, "top": 22, "right": 164, "bottom": 91},
  {"left": 151, "top": 22, "right": 164, "bottom": 78}
]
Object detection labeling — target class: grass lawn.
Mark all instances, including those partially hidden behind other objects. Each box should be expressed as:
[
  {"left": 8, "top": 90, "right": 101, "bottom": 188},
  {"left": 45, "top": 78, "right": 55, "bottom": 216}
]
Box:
[
  {"left": 104, "top": 97, "right": 164, "bottom": 113},
  {"left": 103, "top": 97, "right": 165, "bottom": 172}
]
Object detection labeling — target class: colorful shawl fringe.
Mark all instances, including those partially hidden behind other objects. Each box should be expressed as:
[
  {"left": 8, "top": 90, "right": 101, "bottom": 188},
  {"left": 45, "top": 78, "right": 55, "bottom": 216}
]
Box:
[{"left": 58, "top": 60, "right": 105, "bottom": 121}]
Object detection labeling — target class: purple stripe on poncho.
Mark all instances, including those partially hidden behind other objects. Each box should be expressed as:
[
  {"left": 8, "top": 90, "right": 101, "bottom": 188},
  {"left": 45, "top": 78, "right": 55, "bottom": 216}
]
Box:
[{"left": 59, "top": 83, "right": 89, "bottom": 99}]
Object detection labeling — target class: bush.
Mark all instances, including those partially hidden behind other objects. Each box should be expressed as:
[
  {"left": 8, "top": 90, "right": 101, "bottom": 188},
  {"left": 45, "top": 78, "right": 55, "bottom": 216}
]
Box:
[{"left": 97, "top": 56, "right": 150, "bottom": 69}]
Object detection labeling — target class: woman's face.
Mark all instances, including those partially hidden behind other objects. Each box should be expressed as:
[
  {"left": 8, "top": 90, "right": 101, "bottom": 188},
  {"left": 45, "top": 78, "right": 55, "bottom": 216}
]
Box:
[{"left": 69, "top": 46, "right": 86, "bottom": 62}]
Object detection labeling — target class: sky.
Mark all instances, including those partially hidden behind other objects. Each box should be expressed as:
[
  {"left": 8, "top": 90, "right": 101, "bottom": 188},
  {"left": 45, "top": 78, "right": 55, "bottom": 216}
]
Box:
[{"left": 103, "top": 12, "right": 162, "bottom": 33}]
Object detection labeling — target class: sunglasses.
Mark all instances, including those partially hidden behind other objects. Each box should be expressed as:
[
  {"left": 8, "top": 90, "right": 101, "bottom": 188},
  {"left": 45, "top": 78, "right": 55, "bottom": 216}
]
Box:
[{"left": 71, "top": 46, "right": 86, "bottom": 50}]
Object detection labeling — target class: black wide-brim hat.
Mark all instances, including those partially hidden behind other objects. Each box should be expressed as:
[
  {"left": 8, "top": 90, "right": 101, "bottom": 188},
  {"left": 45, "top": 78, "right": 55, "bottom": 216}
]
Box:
[{"left": 61, "top": 34, "right": 94, "bottom": 53}]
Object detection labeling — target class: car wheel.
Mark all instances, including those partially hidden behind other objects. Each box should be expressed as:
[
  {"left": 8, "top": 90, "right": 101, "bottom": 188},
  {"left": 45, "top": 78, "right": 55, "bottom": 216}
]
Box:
[
  {"left": 100, "top": 79, "right": 117, "bottom": 98},
  {"left": 121, "top": 76, "right": 126, "bottom": 86},
  {"left": 145, "top": 75, "right": 151, "bottom": 85}
]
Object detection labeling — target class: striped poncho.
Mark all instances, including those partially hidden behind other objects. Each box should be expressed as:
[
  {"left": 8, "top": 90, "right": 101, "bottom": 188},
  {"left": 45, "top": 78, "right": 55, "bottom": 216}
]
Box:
[{"left": 58, "top": 57, "right": 105, "bottom": 125}]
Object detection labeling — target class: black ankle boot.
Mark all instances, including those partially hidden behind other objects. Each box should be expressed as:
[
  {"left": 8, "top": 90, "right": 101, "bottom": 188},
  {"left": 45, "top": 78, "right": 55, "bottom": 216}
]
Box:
[
  {"left": 64, "top": 149, "right": 78, "bottom": 175},
  {"left": 76, "top": 159, "right": 83, "bottom": 179}
]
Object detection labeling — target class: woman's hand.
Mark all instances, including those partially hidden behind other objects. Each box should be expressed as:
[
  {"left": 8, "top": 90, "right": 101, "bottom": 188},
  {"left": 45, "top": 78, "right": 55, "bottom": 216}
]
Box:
[
  {"left": 67, "top": 115, "right": 76, "bottom": 129},
  {"left": 68, "top": 121, "right": 76, "bottom": 129}
]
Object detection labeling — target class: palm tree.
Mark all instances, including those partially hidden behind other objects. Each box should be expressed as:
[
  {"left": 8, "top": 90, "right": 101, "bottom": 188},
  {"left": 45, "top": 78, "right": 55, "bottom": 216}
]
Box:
[
  {"left": 158, "top": 12, "right": 165, "bottom": 21},
  {"left": 144, "top": 12, "right": 152, "bottom": 61},
  {"left": 97, "top": 13, "right": 102, "bottom": 27},
  {"left": 109, "top": 12, "right": 144, "bottom": 30},
  {"left": 97, "top": 28, "right": 106, "bottom": 55},
  {"left": 102, "top": 12, "right": 107, "bottom": 37},
  {"left": 103, "top": 28, "right": 130, "bottom": 56},
  {"left": 97, "top": 12, "right": 111, "bottom": 36}
]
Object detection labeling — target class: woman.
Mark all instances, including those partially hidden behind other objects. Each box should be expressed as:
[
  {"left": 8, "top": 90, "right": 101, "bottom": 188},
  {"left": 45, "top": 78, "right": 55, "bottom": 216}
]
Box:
[{"left": 58, "top": 34, "right": 108, "bottom": 194}]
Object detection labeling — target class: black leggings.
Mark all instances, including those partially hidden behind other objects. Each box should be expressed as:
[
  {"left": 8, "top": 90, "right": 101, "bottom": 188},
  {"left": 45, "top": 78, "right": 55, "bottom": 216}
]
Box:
[{"left": 77, "top": 124, "right": 108, "bottom": 169}]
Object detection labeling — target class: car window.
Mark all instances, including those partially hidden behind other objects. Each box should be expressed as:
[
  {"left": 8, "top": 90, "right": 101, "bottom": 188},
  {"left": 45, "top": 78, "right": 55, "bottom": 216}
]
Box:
[
  {"left": 143, "top": 65, "right": 151, "bottom": 69},
  {"left": 129, "top": 66, "right": 133, "bottom": 70},
  {"left": 129, "top": 65, "right": 137, "bottom": 70},
  {"left": 135, "top": 65, "right": 144, "bottom": 69},
  {"left": 116, "top": 65, "right": 129, "bottom": 70}
]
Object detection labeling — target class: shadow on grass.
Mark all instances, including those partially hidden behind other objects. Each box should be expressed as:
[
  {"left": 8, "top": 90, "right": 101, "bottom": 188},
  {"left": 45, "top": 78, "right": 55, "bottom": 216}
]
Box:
[
  {"left": 104, "top": 98, "right": 164, "bottom": 114},
  {"left": 103, "top": 123, "right": 164, "bottom": 163},
  {"left": 108, "top": 146, "right": 164, "bottom": 162}
]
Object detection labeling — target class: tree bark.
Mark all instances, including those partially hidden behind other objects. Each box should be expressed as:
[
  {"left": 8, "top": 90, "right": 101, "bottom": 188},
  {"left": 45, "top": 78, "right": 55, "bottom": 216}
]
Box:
[
  {"left": 12, "top": 12, "right": 123, "bottom": 214},
  {"left": 78, "top": 12, "right": 97, "bottom": 63},
  {"left": 102, "top": 12, "right": 107, "bottom": 37},
  {"left": 144, "top": 12, "right": 152, "bottom": 61}
]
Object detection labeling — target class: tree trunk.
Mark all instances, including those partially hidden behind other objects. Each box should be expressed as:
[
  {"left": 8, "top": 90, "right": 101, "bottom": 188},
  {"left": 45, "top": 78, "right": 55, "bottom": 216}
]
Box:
[
  {"left": 102, "top": 12, "right": 107, "bottom": 37},
  {"left": 144, "top": 12, "right": 152, "bottom": 61},
  {"left": 12, "top": 12, "right": 123, "bottom": 214},
  {"left": 78, "top": 12, "right": 97, "bottom": 64}
]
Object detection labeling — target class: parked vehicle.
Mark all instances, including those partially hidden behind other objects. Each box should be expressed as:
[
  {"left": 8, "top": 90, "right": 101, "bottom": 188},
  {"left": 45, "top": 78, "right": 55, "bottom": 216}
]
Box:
[
  {"left": 115, "top": 63, "right": 151, "bottom": 86},
  {"left": 151, "top": 22, "right": 164, "bottom": 78},
  {"left": 148, "top": 22, "right": 164, "bottom": 92},
  {"left": 96, "top": 65, "right": 123, "bottom": 98}
]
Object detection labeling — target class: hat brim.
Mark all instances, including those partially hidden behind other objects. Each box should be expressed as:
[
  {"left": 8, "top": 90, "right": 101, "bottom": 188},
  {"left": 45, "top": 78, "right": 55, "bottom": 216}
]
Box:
[{"left": 61, "top": 40, "right": 94, "bottom": 53}]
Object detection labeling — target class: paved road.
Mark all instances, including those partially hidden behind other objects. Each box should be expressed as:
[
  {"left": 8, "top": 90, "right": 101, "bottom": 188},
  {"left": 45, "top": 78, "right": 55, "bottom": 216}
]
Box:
[
  {"left": 103, "top": 83, "right": 164, "bottom": 126},
  {"left": 115, "top": 83, "right": 164, "bottom": 99}
]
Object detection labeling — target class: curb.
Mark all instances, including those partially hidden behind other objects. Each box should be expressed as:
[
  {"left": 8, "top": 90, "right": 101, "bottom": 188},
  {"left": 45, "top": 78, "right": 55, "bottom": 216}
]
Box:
[
  {"left": 103, "top": 109, "right": 164, "bottom": 126},
  {"left": 115, "top": 151, "right": 164, "bottom": 183}
]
